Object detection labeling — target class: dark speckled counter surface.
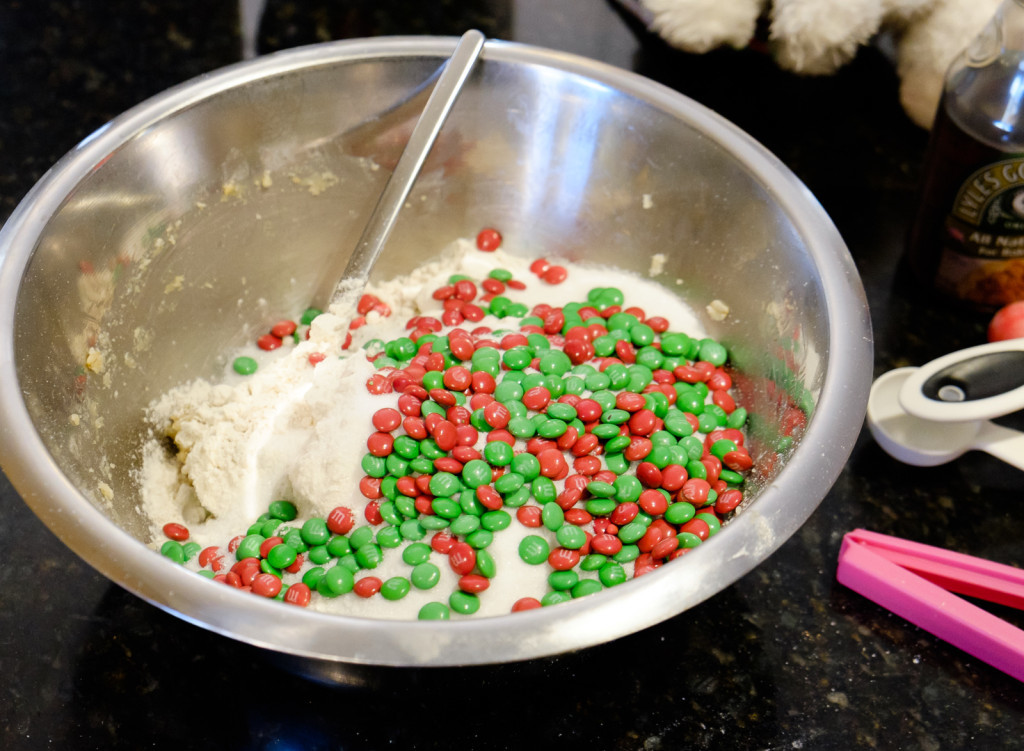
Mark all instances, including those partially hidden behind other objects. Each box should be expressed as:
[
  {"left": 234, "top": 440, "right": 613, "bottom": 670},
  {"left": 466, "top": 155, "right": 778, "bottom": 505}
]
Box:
[{"left": 2, "top": 1, "right": 1022, "bottom": 749}]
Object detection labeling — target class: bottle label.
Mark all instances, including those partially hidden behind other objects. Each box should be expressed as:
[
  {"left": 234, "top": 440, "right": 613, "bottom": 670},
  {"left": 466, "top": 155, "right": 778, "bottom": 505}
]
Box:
[{"left": 936, "top": 156, "right": 1024, "bottom": 306}]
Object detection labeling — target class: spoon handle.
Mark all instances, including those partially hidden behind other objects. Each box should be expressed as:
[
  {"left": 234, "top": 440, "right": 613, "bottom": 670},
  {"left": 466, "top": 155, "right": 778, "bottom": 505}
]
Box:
[
  {"left": 976, "top": 421, "right": 1024, "bottom": 472},
  {"left": 330, "top": 29, "right": 486, "bottom": 309}
]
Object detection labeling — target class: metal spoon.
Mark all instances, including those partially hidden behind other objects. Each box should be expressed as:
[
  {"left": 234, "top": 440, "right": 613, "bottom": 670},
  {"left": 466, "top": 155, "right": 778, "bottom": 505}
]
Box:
[
  {"left": 867, "top": 367, "right": 1024, "bottom": 470},
  {"left": 329, "top": 29, "right": 486, "bottom": 315}
]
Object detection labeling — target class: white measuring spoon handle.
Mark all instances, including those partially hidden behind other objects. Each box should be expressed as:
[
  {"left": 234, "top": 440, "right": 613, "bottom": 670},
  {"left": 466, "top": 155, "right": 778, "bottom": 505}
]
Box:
[
  {"left": 975, "top": 421, "right": 1024, "bottom": 471},
  {"left": 899, "top": 339, "right": 1024, "bottom": 423}
]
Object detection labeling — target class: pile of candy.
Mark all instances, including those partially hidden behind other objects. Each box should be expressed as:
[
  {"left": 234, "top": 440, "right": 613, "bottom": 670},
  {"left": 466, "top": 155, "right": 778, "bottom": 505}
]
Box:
[{"left": 158, "top": 230, "right": 755, "bottom": 619}]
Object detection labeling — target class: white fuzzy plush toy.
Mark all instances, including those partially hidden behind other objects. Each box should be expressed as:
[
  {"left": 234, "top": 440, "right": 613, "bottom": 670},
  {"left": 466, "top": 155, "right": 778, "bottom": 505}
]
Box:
[{"left": 633, "top": 0, "right": 1001, "bottom": 129}]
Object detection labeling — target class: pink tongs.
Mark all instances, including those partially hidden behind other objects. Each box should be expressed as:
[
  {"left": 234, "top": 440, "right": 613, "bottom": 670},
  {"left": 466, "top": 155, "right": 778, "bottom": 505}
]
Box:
[{"left": 837, "top": 529, "right": 1024, "bottom": 682}]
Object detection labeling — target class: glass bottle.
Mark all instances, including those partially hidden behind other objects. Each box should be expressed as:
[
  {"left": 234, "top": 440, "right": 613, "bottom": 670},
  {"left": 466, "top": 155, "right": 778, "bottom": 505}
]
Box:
[{"left": 906, "top": 0, "right": 1024, "bottom": 309}]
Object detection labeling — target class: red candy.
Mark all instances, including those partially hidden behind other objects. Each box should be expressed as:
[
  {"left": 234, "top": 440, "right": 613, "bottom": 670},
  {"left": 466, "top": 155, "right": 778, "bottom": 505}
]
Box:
[{"left": 476, "top": 228, "right": 502, "bottom": 251}]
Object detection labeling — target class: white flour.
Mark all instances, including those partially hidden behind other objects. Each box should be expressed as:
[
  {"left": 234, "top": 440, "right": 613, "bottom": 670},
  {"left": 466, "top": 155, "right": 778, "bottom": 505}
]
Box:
[{"left": 140, "top": 239, "right": 709, "bottom": 618}]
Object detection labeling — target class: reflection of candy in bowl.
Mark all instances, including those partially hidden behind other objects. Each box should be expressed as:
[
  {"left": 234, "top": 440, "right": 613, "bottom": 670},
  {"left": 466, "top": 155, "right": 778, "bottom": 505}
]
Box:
[{"left": 0, "top": 37, "right": 871, "bottom": 670}]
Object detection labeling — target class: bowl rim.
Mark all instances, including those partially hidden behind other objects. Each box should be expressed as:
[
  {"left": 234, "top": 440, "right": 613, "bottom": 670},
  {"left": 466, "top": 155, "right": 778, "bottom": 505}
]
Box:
[{"left": 0, "top": 35, "right": 872, "bottom": 666}]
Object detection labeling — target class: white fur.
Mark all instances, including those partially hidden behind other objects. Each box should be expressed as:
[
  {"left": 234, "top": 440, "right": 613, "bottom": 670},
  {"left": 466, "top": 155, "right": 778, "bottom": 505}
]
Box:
[
  {"left": 770, "top": 0, "right": 886, "bottom": 74},
  {"left": 896, "top": 0, "right": 1001, "bottom": 128},
  {"left": 639, "top": 0, "right": 1003, "bottom": 129},
  {"left": 643, "top": 0, "right": 766, "bottom": 53}
]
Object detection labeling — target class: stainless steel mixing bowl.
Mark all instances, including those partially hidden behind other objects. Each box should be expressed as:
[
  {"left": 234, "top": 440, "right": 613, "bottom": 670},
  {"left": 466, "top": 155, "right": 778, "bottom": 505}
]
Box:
[{"left": 0, "top": 36, "right": 871, "bottom": 667}]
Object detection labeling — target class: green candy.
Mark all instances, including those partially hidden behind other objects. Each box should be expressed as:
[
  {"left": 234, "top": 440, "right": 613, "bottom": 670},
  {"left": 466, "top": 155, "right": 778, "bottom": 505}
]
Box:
[
  {"left": 465, "top": 529, "right": 494, "bottom": 549},
  {"left": 418, "top": 602, "right": 451, "bottom": 620},
  {"left": 399, "top": 519, "right": 426, "bottom": 541},
  {"left": 541, "top": 591, "right": 573, "bottom": 606},
  {"left": 665, "top": 502, "right": 697, "bottom": 525},
  {"left": 449, "top": 591, "right": 481, "bottom": 615},
  {"left": 698, "top": 338, "right": 728, "bottom": 366},
  {"left": 160, "top": 540, "right": 185, "bottom": 564},
  {"left": 572, "top": 579, "right": 604, "bottom": 598},
  {"left": 549, "top": 570, "right": 579, "bottom": 591},
  {"left": 617, "top": 521, "right": 647, "bottom": 544},
  {"left": 599, "top": 561, "right": 627, "bottom": 587},
  {"left": 323, "top": 565, "right": 354, "bottom": 595},
  {"left": 267, "top": 543, "right": 297, "bottom": 569},
  {"left": 355, "top": 543, "right": 383, "bottom": 569},
  {"left": 235, "top": 534, "right": 264, "bottom": 561},
  {"left": 402, "top": 542, "right": 433, "bottom": 566},
  {"left": 376, "top": 526, "right": 403, "bottom": 548},
  {"left": 484, "top": 441, "right": 513, "bottom": 466},
  {"left": 494, "top": 472, "right": 524, "bottom": 495},
  {"left": 232, "top": 356, "right": 258, "bottom": 375},
  {"left": 380, "top": 577, "right": 411, "bottom": 600},
  {"left": 614, "top": 475, "right": 642, "bottom": 503},
  {"left": 586, "top": 480, "right": 616, "bottom": 498},
  {"left": 360, "top": 453, "right": 387, "bottom": 478},
  {"left": 541, "top": 502, "right": 564, "bottom": 531},
  {"left": 537, "top": 350, "right": 572, "bottom": 375},
  {"left": 432, "top": 497, "right": 462, "bottom": 519},
  {"left": 411, "top": 563, "right": 441, "bottom": 590},
  {"left": 556, "top": 525, "right": 587, "bottom": 550},
  {"left": 268, "top": 500, "right": 298, "bottom": 521},
  {"left": 518, "top": 535, "right": 550, "bottom": 565},
  {"left": 511, "top": 452, "right": 541, "bottom": 480},
  {"left": 481, "top": 510, "right": 512, "bottom": 532},
  {"left": 450, "top": 514, "right": 481, "bottom": 537},
  {"left": 327, "top": 535, "right": 352, "bottom": 557},
  {"left": 429, "top": 471, "right": 462, "bottom": 498},
  {"left": 475, "top": 548, "right": 497, "bottom": 578},
  {"left": 585, "top": 498, "right": 617, "bottom": 516},
  {"left": 300, "top": 518, "right": 330, "bottom": 546}
]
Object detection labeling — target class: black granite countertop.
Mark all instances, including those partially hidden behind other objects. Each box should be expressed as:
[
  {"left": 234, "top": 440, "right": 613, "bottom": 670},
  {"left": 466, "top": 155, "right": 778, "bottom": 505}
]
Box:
[{"left": 2, "top": 2, "right": 1022, "bottom": 749}]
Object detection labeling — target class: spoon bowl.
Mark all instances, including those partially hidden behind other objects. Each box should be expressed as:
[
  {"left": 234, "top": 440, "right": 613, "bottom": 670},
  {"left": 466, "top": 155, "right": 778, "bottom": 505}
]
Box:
[{"left": 868, "top": 368, "right": 1024, "bottom": 470}]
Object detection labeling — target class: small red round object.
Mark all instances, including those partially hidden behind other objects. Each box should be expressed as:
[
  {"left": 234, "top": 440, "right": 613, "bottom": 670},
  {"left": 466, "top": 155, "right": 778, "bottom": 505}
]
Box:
[
  {"left": 366, "top": 431, "right": 394, "bottom": 457},
  {"left": 547, "top": 547, "right": 580, "bottom": 570},
  {"left": 353, "top": 576, "right": 382, "bottom": 598},
  {"left": 257, "top": 333, "right": 283, "bottom": 351},
  {"left": 443, "top": 365, "right": 473, "bottom": 391},
  {"left": 681, "top": 477, "right": 712, "bottom": 505},
  {"left": 537, "top": 448, "right": 568, "bottom": 478},
  {"left": 610, "top": 501, "right": 639, "bottom": 526},
  {"left": 522, "top": 386, "right": 552, "bottom": 412},
  {"left": 431, "top": 531, "right": 456, "bottom": 554},
  {"left": 476, "top": 227, "right": 502, "bottom": 251},
  {"left": 448, "top": 542, "right": 477, "bottom": 575},
  {"left": 476, "top": 485, "right": 503, "bottom": 511},
  {"left": 459, "top": 574, "right": 490, "bottom": 593},
  {"left": 198, "top": 546, "right": 224, "bottom": 571},
  {"left": 512, "top": 597, "right": 542, "bottom": 612},
  {"left": 259, "top": 536, "right": 284, "bottom": 559},
  {"left": 371, "top": 407, "right": 402, "bottom": 432},
  {"left": 516, "top": 506, "right": 543, "bottom": 527},
  {"left": 541, "top": 265, "right": 568, "bottom": 284},
  {"left": 270, "top": 320, "right": 297, "bottom": 338},
  {"left": 529, "top": 258, "right": 551, "bottom": 275},
  {"left": 365, "top": 500, "right": 384, "bottom": 525},
  {"left": 327, "top": 506, "right": 355, "bottom": 535},
  {"left": 162, "top": 523, "right": 189, "bottom": 541},
  {"left": 482, "top": 278, "right": 505, "bottom": 294},
  {"left": 591, "top": 533, "right": 622, "bottom": 556},
  {"left": 988, "top": 300, "right": 1024, "bottom": 342},
  {"left": 660, "top": 463, "right": 688, "bottom": 492},
  {"left": 679, "top": 517, "right": 711, "bottom": 541},
  {"left": 252, "top": 573, "right": 283, "bottom": 598},
  {"left": 283, "top": 583, "right": 311, "bottom": 607}
]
